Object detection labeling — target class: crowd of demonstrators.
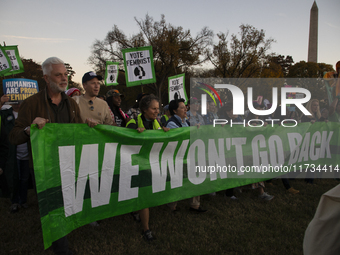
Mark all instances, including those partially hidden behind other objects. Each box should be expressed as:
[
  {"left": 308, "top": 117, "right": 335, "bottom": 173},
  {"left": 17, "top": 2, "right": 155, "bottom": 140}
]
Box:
[
  {"left": 1, "top": 55, "right": 340, "bottom": 253},
  {"left": 166, "top": 98, "right": 207, "bottom": 213},
  {"left": 106, "top": 89, "right": 129, "bottom": 127},
  {"left": 126, "top": 94, "right": 169, "bottom": 241}
]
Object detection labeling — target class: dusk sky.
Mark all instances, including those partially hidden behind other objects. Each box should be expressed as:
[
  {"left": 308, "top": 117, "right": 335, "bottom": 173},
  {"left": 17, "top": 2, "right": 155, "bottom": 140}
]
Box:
[{"left": 1, "top": 0, "right": 339, "bottom": 84}]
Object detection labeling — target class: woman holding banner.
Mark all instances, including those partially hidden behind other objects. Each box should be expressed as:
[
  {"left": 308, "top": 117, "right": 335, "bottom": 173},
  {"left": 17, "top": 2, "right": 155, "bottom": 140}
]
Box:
[
  {"left": 166, "top": 98, "right": 208, "bottom": 212},
  {"left": 126, "top": 94, "right": 169, "bottom": 242}
]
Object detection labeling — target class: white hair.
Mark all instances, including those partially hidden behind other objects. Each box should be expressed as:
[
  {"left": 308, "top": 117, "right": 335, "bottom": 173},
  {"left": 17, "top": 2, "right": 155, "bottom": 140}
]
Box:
[{"left": 42, "top": 57, "right": 65, "bottom": 75}]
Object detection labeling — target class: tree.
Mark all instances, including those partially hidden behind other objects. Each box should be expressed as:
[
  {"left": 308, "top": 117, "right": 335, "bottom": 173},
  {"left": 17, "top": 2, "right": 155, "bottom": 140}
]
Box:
[
  {"left": 286, "top": 61, "right": 334, "bottom": 101},
  {"left": 269, "top": 55, "right": 294, "bottom": 77},
  {"left": 287, "top": 61, "right": 333, "bottom": 78},
  {"left": 64, "top": 63, "right": 82, "bottom": 92},
  {"left": 207, "top": 24, "right": 275, "bottom": 79},
  {"left": 259, "top": 55, "right": 294, "bottom": 78},
  {"left": 88, "top": 14, "right": 213, "bottom": 105}
]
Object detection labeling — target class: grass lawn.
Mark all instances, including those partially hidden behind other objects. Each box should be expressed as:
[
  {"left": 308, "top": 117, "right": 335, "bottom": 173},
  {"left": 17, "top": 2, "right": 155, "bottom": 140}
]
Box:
[{"left": 1, "top": 179, "right": 338, "bottom": 255}]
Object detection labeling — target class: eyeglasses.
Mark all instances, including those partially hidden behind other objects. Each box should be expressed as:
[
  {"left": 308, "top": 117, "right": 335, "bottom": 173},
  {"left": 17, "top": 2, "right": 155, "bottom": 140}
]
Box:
[{"left": 89, "top": 100, "right": 94, "bottom": 111}]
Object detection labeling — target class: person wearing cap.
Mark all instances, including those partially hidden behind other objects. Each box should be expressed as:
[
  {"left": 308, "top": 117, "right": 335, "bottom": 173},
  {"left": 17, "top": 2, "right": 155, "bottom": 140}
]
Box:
[
  {"left": 73, "top": 72, "right": 115, "bottom": 126},
  {"left": 106, "top": 89, "right": 129, "bottom": 127},
  {"left": 66, "top": 88, "right": 81, "bottom": 97},
  {"left": 160, "top": 105, "right": 171, "bottom": 127},
  {"left": 9, "top": 57, "right": 83, "bottom": 255}
]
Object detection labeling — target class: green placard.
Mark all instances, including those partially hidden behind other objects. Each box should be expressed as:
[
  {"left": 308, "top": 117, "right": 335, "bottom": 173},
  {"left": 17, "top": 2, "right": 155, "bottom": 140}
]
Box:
[
  {"left": 2, "top": 45, "right": 24, "bottom": 76},
  {"left": 104, "top": 61, "right": 119, "bottom": 86},
  {"left": 0, "top": 45, "right": 12, "bottom": 76},
  {"left": 122, "top": 46, "right": 156, "bottom": 87},
  {"left": 168, "top": 73, "right": 188, "bottom": 103}
]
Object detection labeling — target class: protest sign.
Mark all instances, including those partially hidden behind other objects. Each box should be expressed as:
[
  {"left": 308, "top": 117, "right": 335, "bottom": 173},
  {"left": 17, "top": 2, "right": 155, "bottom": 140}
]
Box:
[
  {"left": 31, "top": 122, "right": 340, "bottom": 249},
  {"left": 3, "top": 78, "right": 39, "bottom": 101},
  {"left": 0, "top": 45, "right": 12, "bottom": 76},
  {"left": 168, "top": 73, "right": 188, "bottom": 103},
  {"left": 2, "top": 45, "right": 24, "bottom": 76},
  {"left": 122, "top": 46, "right": 156, "bottom": 87},
  {"left": 104, "top": 61, "right": 119, "bottom": 86}
]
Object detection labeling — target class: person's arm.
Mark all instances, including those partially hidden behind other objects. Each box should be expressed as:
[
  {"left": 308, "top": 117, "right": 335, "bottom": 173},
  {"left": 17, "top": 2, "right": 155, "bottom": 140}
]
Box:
[
  {"left": 329, "top": 98, "right": 338, "bottom": 116},
  {"left": 126, "top": 118, "right": 145, "bottom": 133},
  {"left": 0, "top": 95, "right": 9, "bottom": 108},
  {"left": 9, "top": 99, "right": 48, "bottom": 145}
]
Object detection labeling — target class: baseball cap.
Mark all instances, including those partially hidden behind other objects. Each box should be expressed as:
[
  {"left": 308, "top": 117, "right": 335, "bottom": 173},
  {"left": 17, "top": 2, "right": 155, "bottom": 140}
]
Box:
[
  {"left": 82, "top": 71, "right": 103, "bottom": 84},
  {"left": 106, "top": 89, "right": 124, "bottom": 98}
]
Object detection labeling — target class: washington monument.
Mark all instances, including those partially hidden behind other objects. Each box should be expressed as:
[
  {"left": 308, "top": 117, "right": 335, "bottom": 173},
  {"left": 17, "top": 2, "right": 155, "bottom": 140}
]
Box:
[{"left": 308, "top": 1, "right": 318, "bottom": 63}]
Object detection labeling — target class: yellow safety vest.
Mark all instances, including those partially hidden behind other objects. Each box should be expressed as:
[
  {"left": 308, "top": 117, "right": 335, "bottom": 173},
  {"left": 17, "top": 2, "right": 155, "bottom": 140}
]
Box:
[{"left": 126, "top": 114, "right": 161, "bottom": 130}]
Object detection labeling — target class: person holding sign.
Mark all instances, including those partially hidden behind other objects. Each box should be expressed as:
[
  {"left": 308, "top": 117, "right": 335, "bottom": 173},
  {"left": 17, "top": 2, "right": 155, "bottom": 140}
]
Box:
[
  {"left": 9, "top": 57, "right": 83, "bottom": 255},
  {"left": 126, "top": 94, "right": 169, "bottom": 241}
]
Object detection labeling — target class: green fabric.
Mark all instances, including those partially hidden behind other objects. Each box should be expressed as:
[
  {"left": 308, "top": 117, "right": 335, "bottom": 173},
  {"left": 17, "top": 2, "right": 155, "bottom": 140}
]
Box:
[{"left": 31, "top": 122, "right": 340, "bottom": 249}]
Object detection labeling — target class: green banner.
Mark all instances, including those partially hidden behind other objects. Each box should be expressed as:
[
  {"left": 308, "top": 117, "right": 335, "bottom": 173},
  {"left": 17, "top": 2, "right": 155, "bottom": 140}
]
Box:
[
  {"left": 2, "top": 45, "right": 24, "bottom": 76},
  {"left": 31, "top": 122, "right": 340, "bottom": 249}
]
